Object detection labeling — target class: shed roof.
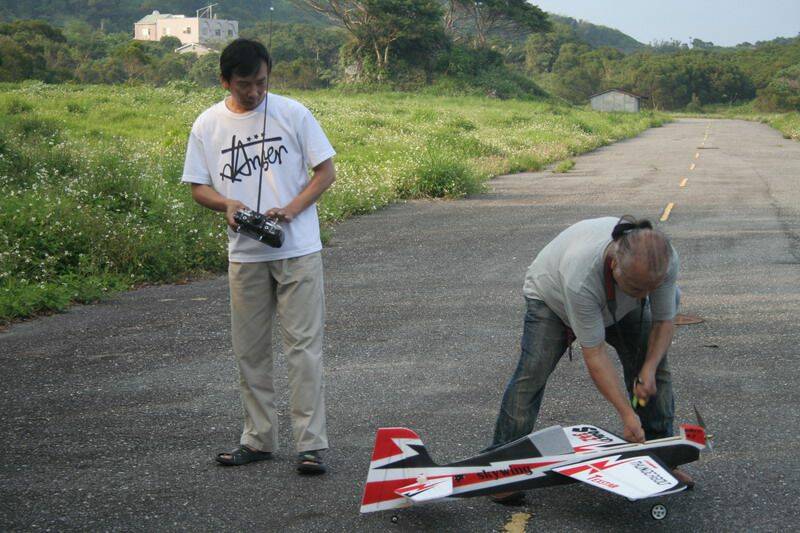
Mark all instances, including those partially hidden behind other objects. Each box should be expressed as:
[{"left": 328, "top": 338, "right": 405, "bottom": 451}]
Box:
[
  {"left": 589, "top": 89, "right": 648, "bottom": 100},
  {"left": 175, "top": 43, "right": 212, "bottom": 52}
]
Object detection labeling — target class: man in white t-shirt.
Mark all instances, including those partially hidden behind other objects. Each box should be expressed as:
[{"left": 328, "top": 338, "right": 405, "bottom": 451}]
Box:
[
  {"left": 181, "top": 39, "right": 335, "bottom": 474},
  {"left": 488, "top": 216, "right": 693, "bottom": 504}
]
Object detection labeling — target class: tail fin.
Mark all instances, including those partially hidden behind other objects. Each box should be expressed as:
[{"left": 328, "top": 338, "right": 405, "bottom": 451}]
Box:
[
  {"left": 360, "top": 427, "right": 438, "bottom": 514},
  {"left": 680, "top": 423, "right": 707, "bottom": 448}
]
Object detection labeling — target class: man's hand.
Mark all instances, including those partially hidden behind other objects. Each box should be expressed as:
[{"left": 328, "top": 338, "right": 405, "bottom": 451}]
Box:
[
  {"left": 582, "top": 342, "right": 648, "bottom": 443},
  {"left": 633, "top": 367, "right": 657, "bottom": 406},
  {"left": 265, "top": 206, "right": 297, "bottom": 223},
  {"left": 632, "top": 319, "right": 674, "bottom": 406},
  {"left": 622, "top": 413, "right": 645, "bottom": 443},
  {"left": 224, "top": 199, "right": 249, "bottom": 230},
  {"left": 262, "top": 158, "right": 335, "bottom": 225}
]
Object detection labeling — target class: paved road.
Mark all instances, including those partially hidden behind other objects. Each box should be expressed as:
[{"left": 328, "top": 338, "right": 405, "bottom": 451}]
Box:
[{"left": 2, "top": 119, "right": 799, "bottom": 532}]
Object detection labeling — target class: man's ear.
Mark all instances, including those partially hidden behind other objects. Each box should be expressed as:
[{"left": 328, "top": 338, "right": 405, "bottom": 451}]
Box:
[{"left": 220, "top": 76, "right": 230, "bottom": 90}]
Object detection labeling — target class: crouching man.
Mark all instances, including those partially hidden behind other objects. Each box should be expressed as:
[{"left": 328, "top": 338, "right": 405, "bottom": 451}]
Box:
[{"left": 488, "top": 216, "right": 692, "bottom": 504}]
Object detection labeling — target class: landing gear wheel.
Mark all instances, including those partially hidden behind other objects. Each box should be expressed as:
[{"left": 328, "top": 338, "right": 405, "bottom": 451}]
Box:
[
  {"left": 390, "top": 515, "right": 399, "bottom": 524},
  {"left": 650, "top": 503, "right": 668, "bottom": 521}
]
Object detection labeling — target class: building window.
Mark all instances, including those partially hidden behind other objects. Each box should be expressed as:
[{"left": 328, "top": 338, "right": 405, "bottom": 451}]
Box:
[
  {"left": 142, "top": 28, "right": 150, "bottom": 37},
  {"left": 215, "top": 29, "right": 221, "bottom": 36},
  {"left": 184, "top": 26, "right": 191, "bottom": 34},
  {"left": 227, "top": 29, "right": 233, "bottom": 36}
]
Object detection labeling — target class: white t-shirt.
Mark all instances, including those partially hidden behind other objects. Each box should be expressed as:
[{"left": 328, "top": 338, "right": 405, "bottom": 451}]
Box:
[
  {"left": 181, "top": 93, "right": 336, "bottom": 262},
  {"left": 523, "top": 217, "right": 679, "bottom": 348}
]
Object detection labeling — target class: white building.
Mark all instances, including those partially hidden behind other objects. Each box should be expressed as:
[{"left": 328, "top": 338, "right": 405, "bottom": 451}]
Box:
[
  {"left": 589, "top": 89, "right": 646, "bottom": 113},
  {"left": 134, "top": 5, "right": 238, "bottom": 51}
]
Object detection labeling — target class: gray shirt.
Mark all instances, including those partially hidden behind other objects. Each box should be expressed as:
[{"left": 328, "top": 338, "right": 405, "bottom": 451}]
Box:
[{"left": 522, "top": 217, "right": 679, "bottom": 348}]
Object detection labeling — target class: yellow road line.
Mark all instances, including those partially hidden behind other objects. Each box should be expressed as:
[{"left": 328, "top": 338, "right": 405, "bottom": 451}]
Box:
[
  {"left": 660, "top": 202, "right": 675, "bottom": 221},
  {"left": 690, "top": 163, "right": 696, "bottom": 171},
  {"left": 680, "top": 178, "right": 688, "bottom": 187},
  {"left": 504, "top": 512, "right": 532, "bottom": 533}
]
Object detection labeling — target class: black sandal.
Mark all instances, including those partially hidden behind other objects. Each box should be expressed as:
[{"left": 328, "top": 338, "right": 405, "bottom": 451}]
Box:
[
  {"left": 297, "top": 451, "right": 326, "bottom": 475},
  {"left": 216, "top": 445, "right": 273, "bottom": 466}
]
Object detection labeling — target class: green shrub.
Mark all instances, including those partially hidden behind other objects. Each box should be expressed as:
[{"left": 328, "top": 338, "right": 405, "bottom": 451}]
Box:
[
  {"left": 402, "top": 149, "right": 484, "bottom": 198},
  {"left": 66, "top": 101, "right": 87, "bottom": 114},
  {"left": 4, "top": 97, "right": 32, "bottom": 114},
  {"left": 553, "top": 159, "right": 576, "bottom": 173},
  {"left": 756, "top": 64, "right": 800, "bottom": 112},
  {"left": 507, "top": 154, "right": 544, "bottom": 173},
  {"left": 13, "top": 115, "right": 61, "bottom": 139}
]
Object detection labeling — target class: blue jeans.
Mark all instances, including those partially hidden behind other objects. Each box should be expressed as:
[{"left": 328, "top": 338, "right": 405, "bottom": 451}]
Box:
[{"left": 491, "top": 298, "right": 675, "bottom": 447}]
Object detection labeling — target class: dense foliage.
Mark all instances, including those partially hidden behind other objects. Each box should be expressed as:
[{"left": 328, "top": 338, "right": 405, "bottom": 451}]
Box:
[
  {"left": 522, "top": 18, "right": 798, "bottom": 110},
  {"left": 0, "top": 3, "right": 797, "bottom": 110}
]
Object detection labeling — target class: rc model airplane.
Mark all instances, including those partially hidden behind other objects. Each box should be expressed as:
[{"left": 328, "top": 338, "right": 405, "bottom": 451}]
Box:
[{"left": 360, "top": 419, "right": 710, "bottom": 521}]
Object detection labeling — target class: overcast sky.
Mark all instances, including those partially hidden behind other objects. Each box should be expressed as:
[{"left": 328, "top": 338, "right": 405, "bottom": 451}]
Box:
[{"left": 532, "top": 0, "right": 800, "bottom": 46}]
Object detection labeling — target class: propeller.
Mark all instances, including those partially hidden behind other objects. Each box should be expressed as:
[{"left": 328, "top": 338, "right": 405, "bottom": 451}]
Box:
[{"left": 693, "top": 405, "right": 714, "bottom": 452}]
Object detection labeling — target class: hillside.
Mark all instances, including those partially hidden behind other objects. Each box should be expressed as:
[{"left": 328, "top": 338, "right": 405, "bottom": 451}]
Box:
[
  {"left": 0, "top": 0, "right": 326, "bottom": 32},
  {"left": 0, "top": 0, "right": 644, "bottom": 51},
  {"left": 550, "top": 14, "right": 645, "bottom": 53}
]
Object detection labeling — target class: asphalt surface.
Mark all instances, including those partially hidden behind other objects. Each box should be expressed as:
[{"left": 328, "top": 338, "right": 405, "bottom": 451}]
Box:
[{"left": 1, "top": 118, "right": 799, "bottom": 532}]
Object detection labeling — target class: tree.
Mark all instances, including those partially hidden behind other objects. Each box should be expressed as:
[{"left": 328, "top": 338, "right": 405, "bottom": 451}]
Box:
[
  {"left": 691, "top": 38, "right": 715, "bottom": 50},
  {"left": 111, "top": 41, "right": 151, "bottom": 81},
  {"left": 0, "top": 19, "right": 68, "bottom": 81},
  {"left": 295, "top": 0, "right": 443, "bottom": 78},
  {"left": 649, "top": 39, "right": 688, "bottom": 54},
  {"left": 149, "top": 53, "right": 195, "bottom": 86},
  {"left": 0, "top": 35, "right": 43, "bottom": 81},
  {"left": 241, "top": 22, "right": 346, "bottom": 85},
  {"left": 524, "top": 21, "right": 575, "bottom": 74},
  {"left": 159, "top": 36, "right": 183, "bottom": 53},
  {"left": 449, "top": 0, "right": 550, "bottom": 48},
  {"left": 550, "top": 42, "right": 605, "bottom": 103},
  {"left": 756, "top": 64, "right": 800, "bottom": 111},
  {"left": 190, "top": 52, "right": 221, "bottom": 87}
]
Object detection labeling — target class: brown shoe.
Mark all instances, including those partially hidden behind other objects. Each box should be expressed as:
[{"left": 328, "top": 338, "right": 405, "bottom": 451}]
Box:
[
  {"left": 672, "top": 469, "right": 695, "bottom": 489},
  {"left": 489, "top": 491, "right": 526, "bottom": 505}
]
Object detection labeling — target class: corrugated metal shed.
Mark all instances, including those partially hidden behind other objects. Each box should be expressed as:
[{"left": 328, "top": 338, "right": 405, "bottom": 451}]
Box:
[{"left": 589, "top": 89, "right": 646, "bottom": 113}]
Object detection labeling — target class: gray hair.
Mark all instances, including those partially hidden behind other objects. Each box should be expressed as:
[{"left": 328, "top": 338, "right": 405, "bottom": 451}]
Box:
[{"left": 613, "top": 217, "right": 671, "bottom": 284}]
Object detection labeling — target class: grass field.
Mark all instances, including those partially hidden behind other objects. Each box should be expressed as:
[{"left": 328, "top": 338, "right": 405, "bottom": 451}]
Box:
[
  {"left": 676, "top": 102, "right": 800, "bottom": 140},
  {"left": 0, "top": 82, "right": 671, "bottom": 322}
]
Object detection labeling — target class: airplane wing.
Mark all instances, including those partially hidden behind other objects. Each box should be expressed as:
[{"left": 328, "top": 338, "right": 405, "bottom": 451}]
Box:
[
  {"left": 395, "top": 476, "right": 454, "bottom": 503},
  {"left": 553, "top": 454, "right": 685, "bottom": 500},
  {"left": 563, "top": 425, "right": 628, "bottom": 453}
]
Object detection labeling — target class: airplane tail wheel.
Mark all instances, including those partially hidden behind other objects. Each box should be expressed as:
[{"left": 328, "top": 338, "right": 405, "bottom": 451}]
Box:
[
  {"left": 390, "top": 515, "right": 399, "bottom": 524},
  {"left": 650, "top": 503, "right": 668, "bottom": 521}
]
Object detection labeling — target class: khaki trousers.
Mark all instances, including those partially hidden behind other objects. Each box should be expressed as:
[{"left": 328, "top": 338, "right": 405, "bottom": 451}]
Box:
[{"left": 228, "top": 252, "right": 328, "bottom": 453}]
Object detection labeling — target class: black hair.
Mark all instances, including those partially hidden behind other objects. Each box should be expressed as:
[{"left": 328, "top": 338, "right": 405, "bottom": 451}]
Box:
[
  {"left": 611, "top": 215, "right": 653, "bottom": 241},
  {"left": 220, "top": 38, "right": 272, "bottom": 82}
]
